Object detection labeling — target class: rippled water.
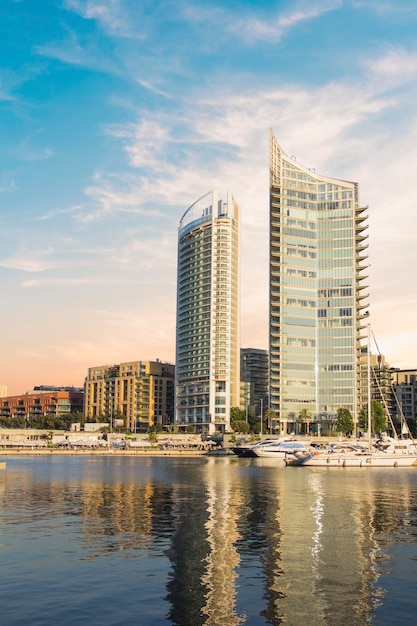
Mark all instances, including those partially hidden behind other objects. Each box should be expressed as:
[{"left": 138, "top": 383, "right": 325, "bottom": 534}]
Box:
[{"left": 1, "top": 456, "right": 417, "bottom": 625}]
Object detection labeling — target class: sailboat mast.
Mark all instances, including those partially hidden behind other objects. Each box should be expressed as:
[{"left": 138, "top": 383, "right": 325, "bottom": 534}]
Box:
[{"left": 367, "top": 324, "right": 372, "bottom": 450}]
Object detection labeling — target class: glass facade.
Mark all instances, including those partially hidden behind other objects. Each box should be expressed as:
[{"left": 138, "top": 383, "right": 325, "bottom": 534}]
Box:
[
  {"left": 269, "top": 132, "right": 369, "bottom": 432},
  {"left": 175, "top": 190, "right": 240, "bottom": 434},
  {"left": 240, "top": 348, "right": 269, "bottom": 418}
]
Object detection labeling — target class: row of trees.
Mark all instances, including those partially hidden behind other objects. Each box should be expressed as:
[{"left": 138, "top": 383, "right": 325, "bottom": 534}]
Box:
[
  {"left": 230, "top": 402, "right": 389, "bottom": 436},
  {"left": 0, "top": 412, "right": 84, "bottom": 430},
  {"left": 0, "top": 411, "right": 130, "bottom": 432},
  {"left": 0, "top": 402, "right": 397, "bottom": 437}
]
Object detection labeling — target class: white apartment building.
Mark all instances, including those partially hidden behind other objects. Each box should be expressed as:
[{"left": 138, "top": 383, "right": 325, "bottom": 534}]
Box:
[{"left": 175, "top": 190, "right": 240, "bottom": 434}]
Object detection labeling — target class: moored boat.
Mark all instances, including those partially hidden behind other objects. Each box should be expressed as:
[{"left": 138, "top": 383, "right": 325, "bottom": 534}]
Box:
[
  {"left": 231, "top": 438, "right": 290, "bottom": 458},
  {"left": 295, "top": 448, "right": 417, "bottom": 467},
  {"left": 252, "top": 439, "right": 311, "bottom": 459},
  {"left": 287, "top": 325, "right": 417, "bottom": 469}
]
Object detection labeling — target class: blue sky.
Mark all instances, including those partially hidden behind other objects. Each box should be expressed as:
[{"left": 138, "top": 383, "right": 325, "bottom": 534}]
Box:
[{"left": 1, "top": 0, "right": 417, "bottom": 395}]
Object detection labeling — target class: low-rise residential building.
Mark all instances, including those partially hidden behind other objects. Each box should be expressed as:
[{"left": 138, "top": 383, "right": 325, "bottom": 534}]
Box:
[
  {"left": 358, "top": 360, "right": 417, "bottom": 433},
  {"left": 0, "top": 386, "right": 84, "bottom": 422},
  {"left": 391, "top": 369, "right": 417, "bottom": 428},
  {"left": 370, "top": 355, "right": 396, "bottom": 417},
  {"left": 84, "top": 360, "right": 175, "bottom": 432}
]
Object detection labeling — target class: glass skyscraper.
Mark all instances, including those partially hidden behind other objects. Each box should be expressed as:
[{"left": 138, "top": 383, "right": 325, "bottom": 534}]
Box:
[
  {"left": 269, "top": 131, "right": 369, "bottom": 434},
  {"left": 175, "top": 190, "right": 240, "bottom": 434}
]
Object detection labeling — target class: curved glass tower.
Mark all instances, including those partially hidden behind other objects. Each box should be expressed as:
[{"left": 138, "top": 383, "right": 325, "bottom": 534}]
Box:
[
  {"left": 175, "top": 190, "right": 240, "bottom": 434},
  {"left": 269, "top": 131, "right": 369, "bottom": 433}
]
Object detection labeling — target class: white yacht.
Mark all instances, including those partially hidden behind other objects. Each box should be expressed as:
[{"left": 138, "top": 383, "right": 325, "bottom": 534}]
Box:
[
  {"left": 252, "top": 439, "right": 311, "bottom": 460},
  {"left": 231, "top": 437, "right": 290, "bottom": 457},
  {"left": 291, "top": 437, "right": 417, "bottom": 467},
  {"left": 291, "top": 326, "right": 417, "bottom": 468}
]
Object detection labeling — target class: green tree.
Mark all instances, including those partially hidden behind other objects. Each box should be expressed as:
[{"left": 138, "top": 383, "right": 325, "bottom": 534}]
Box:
[
  {"left": 61, "top": 411, "right": 85, "bottom": 428},
  {"left": 232, "top": 420, "right": 250, "bottom": 434},
  {"left": 111, "top": 409, "right": 126, "bottom": 433},
  {"left": 359, "top": 401, "right": 386, "bottom": 434},
  {"left": 148, "top": 430, "right": 158, "bottom": 446},
  {"left": 230, "top": 407, "right": 246, "bottom": 424},
  {"left": 251, "top": 418, "right": 261, "bottom": 434},
  {"left": 334, "top": 407, "right": 354, "bottom": 435},
  {"left": 372, "top": 402, "right": 386, "bottom": 434}
]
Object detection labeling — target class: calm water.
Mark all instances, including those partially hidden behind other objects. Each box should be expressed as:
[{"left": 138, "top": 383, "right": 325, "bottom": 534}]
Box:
[{"left": 1, "top": 456, "right": 417, "bottom": 625}]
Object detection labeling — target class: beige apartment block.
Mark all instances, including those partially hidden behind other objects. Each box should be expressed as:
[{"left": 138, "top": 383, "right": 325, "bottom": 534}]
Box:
[{"left": 84, "top": 360, "right": 175, "bottom": 433}]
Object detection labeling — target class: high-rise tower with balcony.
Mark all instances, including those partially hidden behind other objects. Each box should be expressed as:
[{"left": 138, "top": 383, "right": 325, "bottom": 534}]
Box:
[
  {"left": 269, "top": 131, "right": 369, "bottom": 434},
  {"left": 175, "top": 190, "right": 240, "bottom": 434}
]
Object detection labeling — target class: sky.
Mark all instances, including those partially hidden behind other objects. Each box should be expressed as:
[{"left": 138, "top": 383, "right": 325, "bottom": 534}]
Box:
[{"left": 1, "top": 0, "right": 417, "bottom": 396}]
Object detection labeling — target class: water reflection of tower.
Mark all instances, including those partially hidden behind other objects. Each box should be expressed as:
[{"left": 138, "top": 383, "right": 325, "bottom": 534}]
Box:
[
  {"left": 273, "top": 471, "right": 416, "bottom": 625},
  {"left": 272, "top": 470, "right": 376, "bottom": 624},
  {"left": 79, "top": 480, "right": 156, "bottom": 554},
  {"left": 200, "top": 458, "right": 245, "bottom": 625},
  {"left": 165, "top": 470, "right": 211, "bottom": 626},
  {"left": 233, "top": 463, "right": 285, "bottom": 624},
  {"left": 165, "top": 458, "right": 247, "bottom": 626},
  {"left": 355, "top": 472, "right": 414, "bottom": 621},
  {"left": 237, "top": 468, "right": 385, "bottom": 625}
]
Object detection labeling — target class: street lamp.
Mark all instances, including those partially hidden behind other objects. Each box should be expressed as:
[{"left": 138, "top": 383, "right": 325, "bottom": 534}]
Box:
[{"left": 260, "top": 398, "right": 263, "bottom": 436}]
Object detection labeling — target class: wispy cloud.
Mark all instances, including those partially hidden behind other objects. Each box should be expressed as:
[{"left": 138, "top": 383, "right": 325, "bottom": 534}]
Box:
[
  {"left": 35, "top": 32, "right": 123, "bottom": 76},
  {"left": 82, "top": 171, "right": 165, "bottom": 221},
  {"left": 178, "top": 1, "right": 342, "bottom": 44},
  {"left": 109, "top": 78, "right": 395, "bottom": 186},
  {"left": 105, "top": 119, "right": 171, "bottom": 168},
  {"left": 0, "top": 88, "right": 15, "bottom": 101},
  {"left": 351, "top": 0, "right": 417, "bottom": 17},
  {"left": 17, "top": 129, "right": 54, "bottom": 162},
  {"left": 27, "top": 147, "right": 54, "bottom": 161},
  {"left": 110, "top": 233, "right": 176, "bottom": 268},
  {"left": 4, "top": 0, "right": 417, "bottom": 395},
  {"left": 0, "top": 248, "right": 56, "bottom": 272},
  {"left": 22, "top": 276, "right": 121, "bottom": 288},
  {"left": 0, "top": 176, "right": 17, "bottom": 192},
  {"left": 0, "top": 67, "right": 30, "bottom": 101},
  {"left": 39, "top": 205, "right": 84, "bottom": 220},
  {"left": 136, "top": 78, "right": 172, "bottom": 98},
  {"left": 65, "top": 0, "right": 146, "bottom": 39},
  {"left": 364, "top": 46, "right": 417, "bottom": 87},
  {"left": 230, "top": 1, "right": 342, "bottom": 42},
  {"left": 71, "top": 58, "right": 417, "bottom": 364}
]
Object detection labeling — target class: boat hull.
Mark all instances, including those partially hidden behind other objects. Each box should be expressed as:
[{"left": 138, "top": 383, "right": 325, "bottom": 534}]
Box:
[
  {"left": 231, "top": 447, "right": 258, "bottom": 457},
  {"left": 298, "top": 453, "right": 417, "bottom": 467},
  {"left": 252, "top": 449, "right": 288, "bottom": 459}
]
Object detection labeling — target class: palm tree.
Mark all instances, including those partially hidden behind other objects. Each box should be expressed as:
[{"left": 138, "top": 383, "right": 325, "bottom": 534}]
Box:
[
  {"left": 297, "top": 409, "right": 312, "bottom": 435},
  {"left": 264, "top": 409, "right": 278, "bottom": 434},
  {"left": 287, "top": 412, "right": 296, "bottom": 434}
]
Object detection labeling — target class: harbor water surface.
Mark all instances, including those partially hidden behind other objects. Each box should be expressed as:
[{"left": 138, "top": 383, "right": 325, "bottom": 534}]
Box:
[{"left": 1, "top": 455, "right": 417, "bottom": 625}]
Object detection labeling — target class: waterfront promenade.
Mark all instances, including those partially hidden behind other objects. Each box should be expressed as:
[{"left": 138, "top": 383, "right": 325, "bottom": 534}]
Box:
[
  {"left": 0, "top": 428, "right": 327, "bottom": 457},
  {"left": 0, "top": 447, "right": 209, "bottom": 456}
]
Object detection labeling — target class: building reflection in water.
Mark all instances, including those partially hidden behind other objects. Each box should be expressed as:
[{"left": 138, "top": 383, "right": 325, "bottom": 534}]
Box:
[
  {"left": 199, "top": 459, "right": 242, "bottom": 624},
  {"left": 4, "top": 458, "right": 417, "bottom": 624}
]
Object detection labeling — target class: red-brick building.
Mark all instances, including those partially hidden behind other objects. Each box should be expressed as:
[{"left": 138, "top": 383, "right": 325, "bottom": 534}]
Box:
[{"left": 0, "top": 386, "right": 83, "bottom": 421}]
